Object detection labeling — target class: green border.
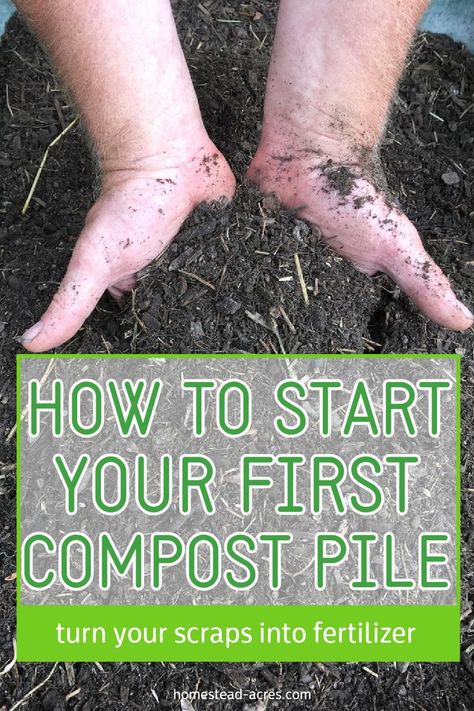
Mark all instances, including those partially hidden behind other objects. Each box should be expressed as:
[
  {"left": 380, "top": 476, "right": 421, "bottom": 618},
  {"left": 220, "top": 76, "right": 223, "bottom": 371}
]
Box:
[
  {"left": 456, "top": 355, "right": 461, "bottom": 612},
  {"left": 16, "top": 353, "right": 461, "bottom": 662},
  {"left": 18, "top": 605, "right": 459, "bottom": 662},
  {"left": 17, "top": 352, "right": 461, "bottom": 360}
]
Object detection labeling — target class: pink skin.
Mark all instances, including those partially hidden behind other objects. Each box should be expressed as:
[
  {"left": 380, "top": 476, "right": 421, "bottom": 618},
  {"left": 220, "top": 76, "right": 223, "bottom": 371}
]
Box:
[
  {"left": 20, "top": 154, "right": 234, "bottom": 351},
  {"left": 15, "top": 0, "right": 235, "bottom": 352},
  {"left": 248, "top": 0, "right": 473, "bottom": 330}
]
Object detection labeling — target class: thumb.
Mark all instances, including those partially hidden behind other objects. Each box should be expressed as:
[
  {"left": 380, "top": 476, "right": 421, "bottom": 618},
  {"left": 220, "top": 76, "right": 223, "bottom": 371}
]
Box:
[
  {"left": 19, "top": 233, "right": 110, "bottom": 352},
  {"left": 382, "top": 223, "right": 473, "bottom": 331}
]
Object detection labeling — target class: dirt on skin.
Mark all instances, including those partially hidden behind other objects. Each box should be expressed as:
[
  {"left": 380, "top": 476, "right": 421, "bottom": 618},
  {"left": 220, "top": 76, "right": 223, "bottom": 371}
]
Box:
[
  {"left": 1, "top": 2, "right": 474, "bottom": 709},
  {"left": 319, "top": 160, "right": 360, "bottom": 197}
]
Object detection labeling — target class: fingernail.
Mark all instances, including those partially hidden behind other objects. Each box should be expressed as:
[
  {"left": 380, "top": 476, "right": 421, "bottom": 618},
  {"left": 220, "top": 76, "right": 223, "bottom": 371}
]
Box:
[
  {"left": 460, "top": 303, "right": 474, "bottom": 322},
  {"left": 18, "top": 321, "right": 43, "bottom": 344}
]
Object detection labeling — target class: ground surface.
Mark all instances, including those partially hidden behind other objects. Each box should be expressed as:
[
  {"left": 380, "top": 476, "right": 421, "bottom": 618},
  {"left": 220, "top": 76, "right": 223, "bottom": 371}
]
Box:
[{"left": 1, "top": 1, "right": 474, "bottom": 709}]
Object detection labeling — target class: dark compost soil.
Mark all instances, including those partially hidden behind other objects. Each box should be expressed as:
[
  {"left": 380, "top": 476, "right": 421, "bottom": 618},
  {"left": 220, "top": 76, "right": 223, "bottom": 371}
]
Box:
[{"left": 1, "top": 1, "right": 474, "bottom": 709}]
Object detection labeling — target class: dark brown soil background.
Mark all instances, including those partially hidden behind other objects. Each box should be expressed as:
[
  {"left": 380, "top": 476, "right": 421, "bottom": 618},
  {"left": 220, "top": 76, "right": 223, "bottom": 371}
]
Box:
[{"left": 1, "top": 1, "right": 474, "bottom": 708}]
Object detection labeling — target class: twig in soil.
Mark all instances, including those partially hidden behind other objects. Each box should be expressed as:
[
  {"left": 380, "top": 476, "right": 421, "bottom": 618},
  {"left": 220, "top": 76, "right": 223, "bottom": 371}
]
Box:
[
  {"left": 258, "top": 32, "right": 269, "bottom": 51},
  {"left": 0, "top": 463, "right": 15, "bottom": 472},
  {"left": 178, "top": 269, "right": 216, "bottom": 291},
  {"left": 6, "top": 358, "right": 55, "bottom": 443},
  {"left": 293, "top": 253, "right": 309, "bottom": 305},
  {"left": 101, "top": 335, "right": 112, "bottom": 354},
  {"left": 459, "top": 102, "right": 474, "bottom": 119},
  {"left": 151, "top": 687, "right": 160, "bottom": 705},
  {"left": 361, "top": 665, "right": 378, "bottom": 678},
  {"left": 5, "top": 85, "right": 13, "bottom": 117},
  {"left": 8, "top": 662, "right": 58, "bottom": 711},
  {"left": 219, "top": 232, "right": 229, "bottom": 254},
  {"left": 362, "top": 336, "right": 383, "bottom": 349},
  {"left": 245, "top": 309, "right": 272, "bottom": 331},
  {"left": 65, "top": 688, "right": 82, "bottom": 701},
  {"left": 249, "top": 24, "right": 261, "bottom": 44},
  {"left": 197, "top": 2, "right": 210, "bottom": 17},
  {"left": 64, "top": 661, "right": 75, "bottom": 686},
  {"left": 0, "top": 638, "right": 16, "bottom": 677},
  {"left": 131, "top": 289, "right": 146, "bottom": 330},
  {"left": 52, "top": 95, "right": 66, "bottom": 131},
  {"left": 271, "top": 320, "right": 287, "bottom": 355},
  {"left": 410, "top": 701, "right": 430, "bottom": 711},
  {"left": 279, "top": 305, "right": 296, "bottom": 334},
  {"left": 22, "top": 117, "right": 78, "bottom": 214},
  {"left": 11, "top": 49, "right": 50, "bottom": 78},
  {"left": 429, "top": 111, "right": 444, "bottom": 123}
]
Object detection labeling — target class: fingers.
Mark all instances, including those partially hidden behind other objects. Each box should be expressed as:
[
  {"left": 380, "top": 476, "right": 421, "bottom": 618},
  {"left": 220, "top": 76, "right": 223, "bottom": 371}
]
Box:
[
  {"left": 381, "top": 221, "right": 473, "bottom": 331},
  {"left": 19, "top": 234, "right": 110, "bottom": 352},
  {"left": 18, "top": 181, "right": 472, "bottom": 352}
]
